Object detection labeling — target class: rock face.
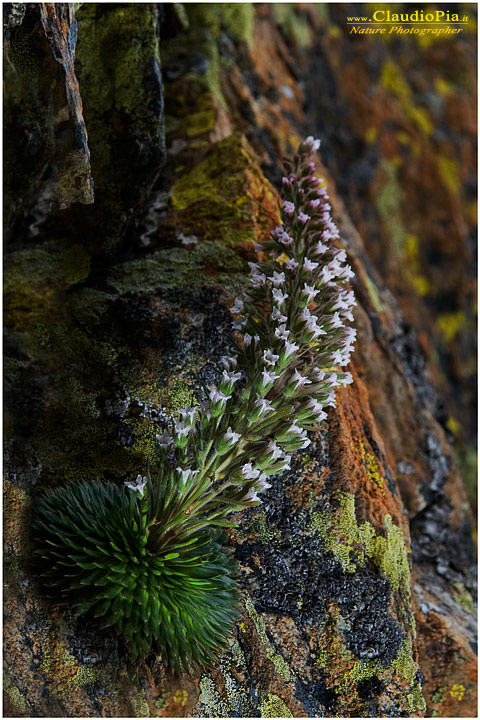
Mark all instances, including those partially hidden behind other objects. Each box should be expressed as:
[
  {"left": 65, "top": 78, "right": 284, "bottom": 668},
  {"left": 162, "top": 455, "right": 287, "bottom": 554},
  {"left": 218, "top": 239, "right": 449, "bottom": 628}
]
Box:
[{"left": 4, "top": 4, "right": 476, "bottom": 718}]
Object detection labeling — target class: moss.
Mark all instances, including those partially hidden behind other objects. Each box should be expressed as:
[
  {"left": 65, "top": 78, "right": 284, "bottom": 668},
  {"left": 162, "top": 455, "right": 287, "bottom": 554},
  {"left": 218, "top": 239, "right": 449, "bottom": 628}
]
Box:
[
  {"left": 69, "top": 288, "right": 113, "bottom": 329},
  {"left": 108, "top": 240, "right": 247, "bottom": 295},
  {"left": 170, "top": 133, "right": 280, "bottom": 246},
  {"left": 273, "top": 4, "right": 312, "bottom": 48},
  {"left": 4, "top": 241, "right": 91, "bottom": 331},
  {"left": 259, "top": 693, "right": 294, "bottom": 717},
  {"left": 437, "top": 310, "right": 466, "bottom": 342},
  {"left": 186, "top": 109, "right": 216, "bottom": 137},
  {"left": 244, "top": 595, "right": 293, "bottom": 681},
  {"left": 311, "top": 492, "right": 411, "bottom": 599}
]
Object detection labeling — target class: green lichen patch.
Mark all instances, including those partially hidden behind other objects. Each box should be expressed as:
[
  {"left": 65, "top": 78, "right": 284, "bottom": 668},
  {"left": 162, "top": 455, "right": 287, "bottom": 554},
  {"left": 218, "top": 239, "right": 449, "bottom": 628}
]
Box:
[
  {"left": 161, "top": 4, "right": 254, "bottom": 110},
  {"left": 170, "top": 133, "right": 280, "bottom": 246},
  {"left": 75, "top": 3, "right": 165, "bottom": 248},
  {"left": 273, "top": 4, "right": 312, "bottom": 48},
  {"left": 376, "top": 159, "right": 407, "bottom": 257},
  {"left": 311, "top": 492, "right": 411, "bottom": 601},
  {"left": 452, "top": 582, "right": 476, "bottom": 615},
  {"left": 244, "top": 595, "right": 293, "bottom": 681},
  {"left": 108, "top": 240, "right": 247, "bottom": 295}
]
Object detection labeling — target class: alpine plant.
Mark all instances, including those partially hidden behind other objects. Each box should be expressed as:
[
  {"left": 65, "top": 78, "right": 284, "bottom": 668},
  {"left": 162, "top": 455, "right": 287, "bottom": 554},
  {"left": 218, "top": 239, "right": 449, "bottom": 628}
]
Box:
[{"left": 33, "top": 137, "right": 356, "bottom": 670}]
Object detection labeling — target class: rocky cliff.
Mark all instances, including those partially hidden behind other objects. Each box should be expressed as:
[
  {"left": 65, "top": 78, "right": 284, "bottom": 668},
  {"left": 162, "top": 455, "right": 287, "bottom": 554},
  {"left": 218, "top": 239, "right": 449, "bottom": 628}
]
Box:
[{"left": 4, "top": 3, "right": 477, "bottom": 718}]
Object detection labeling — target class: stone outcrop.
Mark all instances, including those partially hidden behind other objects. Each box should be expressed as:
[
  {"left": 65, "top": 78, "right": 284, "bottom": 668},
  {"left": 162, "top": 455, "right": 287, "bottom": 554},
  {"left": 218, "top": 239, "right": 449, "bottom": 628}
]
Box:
[{"left": 4, "top": 4, "right": 476, "bottom": 718}]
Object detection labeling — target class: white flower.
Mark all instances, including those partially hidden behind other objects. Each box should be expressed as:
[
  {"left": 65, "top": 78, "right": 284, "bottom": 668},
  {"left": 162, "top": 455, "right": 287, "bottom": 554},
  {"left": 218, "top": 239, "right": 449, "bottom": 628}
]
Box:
[
  {"left": 336, "top": 249, "right": 347, "bottom": 263},
  {"left": 271, "top": 307, "right": 287, "bottom": 322},
  {"left": 222, "top": 369, "right": 242, "bottom": 384},
  {"left": 125, "top": 475, "right": 148, "bottom": 497},
  {"left": 221, "top": 355, "right": 238, "bottom": 369},
  {"left": 287, "top": 422, "right": 303, "bottom": 435},
  {"left": 263, "top": 349, "right": 279, "bottom": 366},
  {"left": 305, "top": 135, "right": 321, "bottom": 151},
  {"left": 312, "top": 367, "right": 325, "bottom": 381},
  {"left": 272, "top": 271, "right": 285, "bottom": 286},
  {"left": 314, "top": 241, "right": 329, "bottom": 255},
  {"left": 301, "top": 283, "right": 320, "bottom": 304},
  {"left": 248, "top": 261, "right": 260, "bottom": 275},
  {"left": 179, "top": 406, "right": 197, "bottom": 424},
  {"left": 325, "top": 390, "right": 336, "bottom": 407},
  {"left": 230, "top": 298, "right": 244, "bottom": 314},
  {"left": 299, "top": 437, "right": 311, "bottom": 449},
  {"left": 224, "top": 427, "right": 241, "bottom": 443},
  {"left": 331, "top": 312, "right": 343, "bottom": 329},
  {"left": 155, "top": 430, "right": 172, "bottom": 448},
  {"left": 304, "top": 258, "right": 319, "bottom": 272},
  {"left": 298, "top": 212, "right": 310, "bottom": 224},
  {"left": 176, "top": 467, "right": 199, "bottom": 487},
  {"left": 278, "top": 231, "right": 294, "bottom": 246},
  {"left": 242, "top": 488, "right": 261, "bottom": 502},
  {"left": 291, "top": 368, "right": 312, "bottom": 391},
  {"left": 272, "top": 287, "right": 288, "bottom": 304},
  {"left": 261, "top": 368, "right": 276, "bottom": 386},
  {"left": 242, "top": 463, "right": 260, "bottom": 480},
  {"left": 254, "top": 334, "right": 260, "bottom": 344},
  {"left": 283, "top": 339, "right": 299, "bottom": 358},
  {"left": 244, "top": 333, "right": 253, "bottom": 346},
  {"left": 325, "top": 373, "right": 340, "bottom": 387},
  {"left": 275, "top": 324, "right": 290, "bottom": 341},
  {"left": 283, "top": 200, "right": 295, "bottom": 215},
  {"left": 175, "top": 421, "right": 191, "bottom": 437},
  {"left": 255, "top": 396, "right": 273, "bottom": 414},
  {"left": 251, "top": 273, "right": 267, "bottom": 287},
  {"left": 267, "top": 441, "right": 283, "bottom": 460},
  {"left": 256, "top": 473, "right": 272, "bottom": 491},
  {"left": 209, "top": 388, "right": 231, "bottom": 404},
  {"left": 285, "top": 258, "right": 298, "bottom": 270},
  {"left": 339, "top": 372, "right": 353, "bottom": 385}
]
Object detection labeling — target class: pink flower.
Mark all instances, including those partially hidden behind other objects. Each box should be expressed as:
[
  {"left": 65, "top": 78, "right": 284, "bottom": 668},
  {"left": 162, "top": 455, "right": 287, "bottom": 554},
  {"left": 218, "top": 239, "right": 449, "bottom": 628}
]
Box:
[{"left": 283, "top": 201, "right": 295, "bottom": 215}]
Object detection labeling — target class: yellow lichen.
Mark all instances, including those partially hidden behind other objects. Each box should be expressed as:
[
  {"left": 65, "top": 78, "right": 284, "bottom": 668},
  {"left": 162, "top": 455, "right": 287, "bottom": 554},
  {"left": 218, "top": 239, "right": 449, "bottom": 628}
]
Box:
[
  {"left": 259, "top": 693, "right": 293, "bottom": 718},
  {"left": 437, "top": 311, "right": 466, "bottom": 342}
]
